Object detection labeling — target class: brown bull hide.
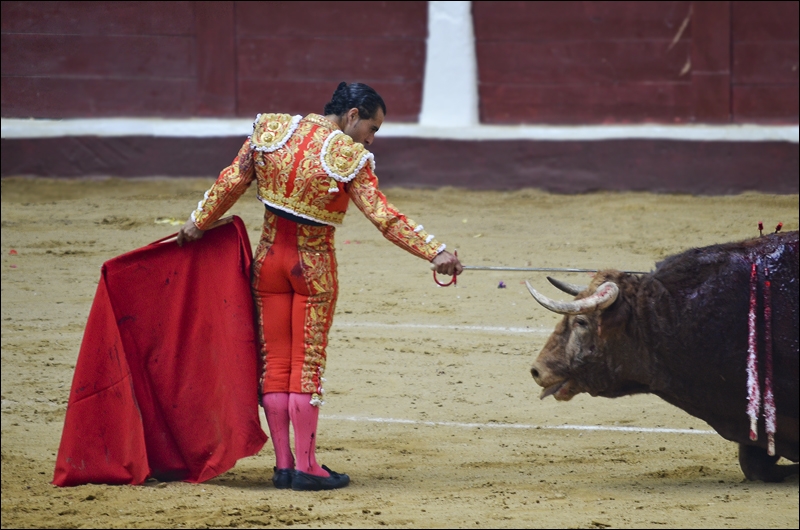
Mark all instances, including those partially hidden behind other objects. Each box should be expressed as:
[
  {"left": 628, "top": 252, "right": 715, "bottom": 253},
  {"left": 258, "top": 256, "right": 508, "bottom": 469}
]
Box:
[{"left": 528, "top": 231, "right": 799, "bottom": 482}]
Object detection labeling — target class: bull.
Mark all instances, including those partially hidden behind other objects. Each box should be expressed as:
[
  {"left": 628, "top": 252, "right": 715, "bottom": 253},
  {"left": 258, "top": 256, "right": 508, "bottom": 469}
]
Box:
[{"left": 526, "top": 230, "right": 798, "bottom": 482}]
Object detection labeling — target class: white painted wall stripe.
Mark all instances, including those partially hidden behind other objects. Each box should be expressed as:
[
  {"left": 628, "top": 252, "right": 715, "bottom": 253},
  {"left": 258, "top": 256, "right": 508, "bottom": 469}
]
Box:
[
  {"left": 380, "top": 122, "right": 800, "bottom": 143},
  {"left": 2, "top": 118, "right": 797, "bottom": 142},
  {"left": 0, "top": 118, "right": 253, "bottom": 139},
  {"left": 333, "top": 321, "right": 550, "bottom": 334},
  {"left": 419, "top": 1, "right": 479, "bottom": 127},
  {"left": 321, "top": 414, "right": 715, "bottom": 435}
]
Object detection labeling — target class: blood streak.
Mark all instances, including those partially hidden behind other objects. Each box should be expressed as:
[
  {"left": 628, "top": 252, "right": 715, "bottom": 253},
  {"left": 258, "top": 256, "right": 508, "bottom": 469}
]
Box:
[
  {"left": 746, "top": 262, "right": 760, "bottom": 441},
  {"left": 763, "top": 266, "right": 776, "bottom": 456}
]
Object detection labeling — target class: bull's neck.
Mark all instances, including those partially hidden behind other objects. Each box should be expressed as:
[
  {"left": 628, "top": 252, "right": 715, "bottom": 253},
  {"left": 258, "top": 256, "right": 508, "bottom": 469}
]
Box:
[
  {"left": 602, "top": 276, "right": 658, "bottom": 395},
  {"left": 604, "top": 331, "right": 654, "bottom": 396},
  {"left": 633, "top": 276, "right": 721, "bottom": 420}
]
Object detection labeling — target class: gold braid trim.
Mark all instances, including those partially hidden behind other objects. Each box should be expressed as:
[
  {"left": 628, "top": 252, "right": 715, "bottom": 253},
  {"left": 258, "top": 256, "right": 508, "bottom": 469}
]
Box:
[
  {"left": 321, "top": 131, "right": 375, "bottom": 183},
  {"left": 250, "top": 113, "right": 301, "bottom": 153}
]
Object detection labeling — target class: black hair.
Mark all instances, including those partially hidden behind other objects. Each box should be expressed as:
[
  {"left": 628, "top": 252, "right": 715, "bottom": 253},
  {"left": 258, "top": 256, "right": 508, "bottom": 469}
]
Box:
[{"left": 323, "top": 82, "right": 387, "bottom": 119}]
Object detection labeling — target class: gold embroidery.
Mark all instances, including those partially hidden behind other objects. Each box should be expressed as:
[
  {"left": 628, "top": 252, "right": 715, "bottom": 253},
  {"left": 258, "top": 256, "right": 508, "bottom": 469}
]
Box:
[
  {"left": 297, "top": 223, "right": 336, "bottom": 253},
  {"left": 304, "top": 113, "right": 339, "bottom": 129},
  {"left": 255, "top": 117, "right": 351, "bottom": 225},
  {"left": 347, "top": 166, "right": 442, "bottom": 261},
  {"left": 251, "top": 113, "right": 298, "bottom": 152},
  {"left": 297, "top": 228, "right": 338, "bottom": 394},
  {"left": 259, "top": 189, "right": 343, "bottom": 226},
  {"left": 193, "top": 138, "right": 255, "bottom": 229},
  {"left": 191, "top": 113, "right": 445, "bottom": 396},
  {"left": 252, "top": 210, "right": 279, "bottom": 392},
  {"left": 251, "top": 209, "right": 279, "bottom": 280},
  {"left": 194, "top": 113, "right": 442, "bottom": 260},
  {"left": 322, "top": 131, "right": 373, "bottom": 182}
]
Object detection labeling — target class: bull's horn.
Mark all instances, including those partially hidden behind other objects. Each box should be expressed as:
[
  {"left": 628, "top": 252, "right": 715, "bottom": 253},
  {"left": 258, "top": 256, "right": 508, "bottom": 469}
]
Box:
[
  {"left": 546, "top": 276, "right": 587, "bottom": 296},
  {"left": 525, "top": 280, "right": 619, "bottom": 315}
]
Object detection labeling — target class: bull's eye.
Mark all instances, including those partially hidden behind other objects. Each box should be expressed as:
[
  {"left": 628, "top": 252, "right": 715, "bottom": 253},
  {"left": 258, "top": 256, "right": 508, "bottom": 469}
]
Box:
[{"left": 574, "top": 317, "right": 589, "bottom": 328}]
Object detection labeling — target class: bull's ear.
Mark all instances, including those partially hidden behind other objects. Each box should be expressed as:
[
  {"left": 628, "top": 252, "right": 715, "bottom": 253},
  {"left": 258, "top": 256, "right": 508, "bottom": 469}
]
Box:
[{"left": 598, "top": 295, "right": 629, "bottom": 334}]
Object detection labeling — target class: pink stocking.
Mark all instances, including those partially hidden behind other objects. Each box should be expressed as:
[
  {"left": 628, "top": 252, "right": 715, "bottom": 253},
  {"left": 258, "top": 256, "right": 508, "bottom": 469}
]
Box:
[
  {"left": 261, "top": 393, "right": 294, "bottom": 470},
  {"left": 288, "top": 393, "right": 329, "bottom": 477}
]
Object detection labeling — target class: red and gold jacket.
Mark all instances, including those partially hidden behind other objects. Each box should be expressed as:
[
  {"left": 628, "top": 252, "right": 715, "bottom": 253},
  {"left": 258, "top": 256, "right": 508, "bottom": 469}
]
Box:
[{"left": 191, "top": 113, "right": 446, "bottom": 261}]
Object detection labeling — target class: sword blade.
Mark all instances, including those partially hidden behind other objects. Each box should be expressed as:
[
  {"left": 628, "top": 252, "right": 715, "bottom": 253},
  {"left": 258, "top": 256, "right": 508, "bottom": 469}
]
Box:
[{"left": 462, "top": 265, "right": 649, "bottom": 274}]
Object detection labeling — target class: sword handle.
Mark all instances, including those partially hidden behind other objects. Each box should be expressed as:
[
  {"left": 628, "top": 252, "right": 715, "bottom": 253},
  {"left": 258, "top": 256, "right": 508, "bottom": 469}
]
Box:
[{"left": 432, "top": 250, "right": 458, "bottom": 287}]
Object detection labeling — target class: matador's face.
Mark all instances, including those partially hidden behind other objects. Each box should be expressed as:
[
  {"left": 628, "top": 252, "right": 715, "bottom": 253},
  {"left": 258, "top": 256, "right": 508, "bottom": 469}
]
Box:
[{"left": 342, "top": 107, "right": 384, "bottom": 147}]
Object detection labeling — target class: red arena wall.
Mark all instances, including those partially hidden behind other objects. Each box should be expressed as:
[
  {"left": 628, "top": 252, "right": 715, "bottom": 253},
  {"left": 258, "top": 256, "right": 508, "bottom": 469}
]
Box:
[
  {"left": 1, "top": 1, "right": 427, "bottom": 121},
  {"left": 473, "top": 1, "right": 798, "bottom": 124},
  {"left": 1, "top": 2, "right": 797, "bottom": 192},
  {"left": 3, "top": 1, "right": 796, "bottom": 123}
]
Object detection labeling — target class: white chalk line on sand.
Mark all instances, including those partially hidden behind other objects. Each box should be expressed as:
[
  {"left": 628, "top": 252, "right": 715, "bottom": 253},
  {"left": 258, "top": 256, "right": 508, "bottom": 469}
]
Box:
[
  {"left": 329, "top": 321, "right": 715, "bottom": 434},
  {"left": 334, "top": 321, "right": 550, "bottom": 334},
  {"left": 321, "top": 414, "right": 715, "bottom": 435}
]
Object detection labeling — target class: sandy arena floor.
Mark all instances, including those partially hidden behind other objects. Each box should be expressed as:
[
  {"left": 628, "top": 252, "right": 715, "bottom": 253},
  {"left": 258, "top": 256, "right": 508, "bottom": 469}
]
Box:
[{"left": 1, "top": 177, "right": 798, "bottom": 528}]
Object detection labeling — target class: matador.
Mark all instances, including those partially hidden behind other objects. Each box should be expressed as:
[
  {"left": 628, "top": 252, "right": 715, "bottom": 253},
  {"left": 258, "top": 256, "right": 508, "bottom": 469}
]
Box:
[{"left": 177, "top": 82, "right": 462, "bottom": 491}]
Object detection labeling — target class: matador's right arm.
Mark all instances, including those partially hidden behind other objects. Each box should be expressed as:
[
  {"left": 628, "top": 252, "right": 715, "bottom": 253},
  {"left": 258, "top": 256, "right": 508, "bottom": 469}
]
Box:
[{"left": 347, "top": 164, "right": 446, "bottom": 262}]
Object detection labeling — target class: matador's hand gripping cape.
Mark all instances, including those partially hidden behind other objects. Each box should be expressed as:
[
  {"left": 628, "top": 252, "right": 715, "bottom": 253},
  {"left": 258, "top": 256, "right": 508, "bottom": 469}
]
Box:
[{"left": 191, "top": 113, "right": 446, "bottom": 261}]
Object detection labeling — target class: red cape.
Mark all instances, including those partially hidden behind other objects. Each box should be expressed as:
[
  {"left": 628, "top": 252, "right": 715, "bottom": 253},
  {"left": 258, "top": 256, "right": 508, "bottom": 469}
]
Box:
[{"left": 53, "top": 216, "right": 267, "bottom": 487}]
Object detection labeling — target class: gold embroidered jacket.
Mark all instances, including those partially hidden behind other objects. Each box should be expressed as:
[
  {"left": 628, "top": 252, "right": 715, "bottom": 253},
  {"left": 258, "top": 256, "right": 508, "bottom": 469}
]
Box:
[{"left": 191, "top": 113, "right": 446, "bottom": 261}]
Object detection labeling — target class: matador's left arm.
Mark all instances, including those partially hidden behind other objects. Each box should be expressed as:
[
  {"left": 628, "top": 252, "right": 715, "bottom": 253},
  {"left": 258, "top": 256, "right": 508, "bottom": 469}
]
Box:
[
  {"left": 191, "top": 138, "right": 256, "bottom": 230},
  {"left": 346, "top": 165, "right": 446, "bottom": 262}
]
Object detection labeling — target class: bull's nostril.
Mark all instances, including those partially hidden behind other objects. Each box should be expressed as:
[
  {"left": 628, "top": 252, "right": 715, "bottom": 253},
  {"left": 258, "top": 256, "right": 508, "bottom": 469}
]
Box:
[{"left": 531, "top": 367, "right": 539, "bottom": 379}]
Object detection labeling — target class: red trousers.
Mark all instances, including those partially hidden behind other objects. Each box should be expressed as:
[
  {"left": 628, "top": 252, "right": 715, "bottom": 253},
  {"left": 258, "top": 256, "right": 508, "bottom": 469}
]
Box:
[{"left": 252, "top": 210, "right": 338, "bottom": 395}]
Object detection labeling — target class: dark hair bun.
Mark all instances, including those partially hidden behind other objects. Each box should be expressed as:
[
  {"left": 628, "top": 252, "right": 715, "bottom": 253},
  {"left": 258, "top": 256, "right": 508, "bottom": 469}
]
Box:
[{"left": 323, "top": 82, "right": 386, "bottom": 120}]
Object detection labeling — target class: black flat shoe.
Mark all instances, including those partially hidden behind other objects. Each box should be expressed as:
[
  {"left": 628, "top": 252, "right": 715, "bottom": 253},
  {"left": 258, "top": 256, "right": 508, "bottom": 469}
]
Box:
[
  {"left": 291, "top": 465, "right": 350, "bottom": 491},
  {"left": 272, "top": 467, "right": 294, "bottom": 489}
]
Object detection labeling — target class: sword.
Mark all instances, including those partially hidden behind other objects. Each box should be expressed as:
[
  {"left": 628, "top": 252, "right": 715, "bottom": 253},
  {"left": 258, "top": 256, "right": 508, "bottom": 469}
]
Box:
[
  {"left": 430, "top": 254, "right": 649, "bottom": 286},
  {"left": 457, "top": 265, "right": 649, "bottom": 274}
]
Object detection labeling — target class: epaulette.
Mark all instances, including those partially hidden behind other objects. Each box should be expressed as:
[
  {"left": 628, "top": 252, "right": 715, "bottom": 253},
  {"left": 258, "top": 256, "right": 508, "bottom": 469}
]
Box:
[
  {"left": 250, "top": 113, "right": 302, "bottom": 153},
  {"left": 320, "top": 130, "right": 375, "bottom": 183}
]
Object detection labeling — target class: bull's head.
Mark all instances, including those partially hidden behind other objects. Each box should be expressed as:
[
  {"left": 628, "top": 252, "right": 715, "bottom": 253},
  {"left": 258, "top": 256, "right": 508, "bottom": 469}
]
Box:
[{"left": 527, "top": 273, "right": 647, "bottom": 401}]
